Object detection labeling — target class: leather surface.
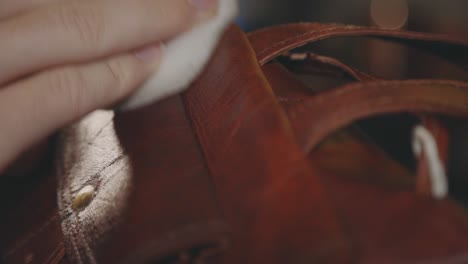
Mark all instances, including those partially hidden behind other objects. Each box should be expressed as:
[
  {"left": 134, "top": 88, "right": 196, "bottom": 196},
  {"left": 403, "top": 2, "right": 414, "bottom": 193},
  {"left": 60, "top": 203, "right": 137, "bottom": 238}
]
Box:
[
  {"left": 247, "top": 23, "right": 468, "bottom": 67},
  {"left": 0, "top": 171, "right": 66, "bottom": 264},
  {"left": 288, "top": 79, "right": 468, "bottom": 152},
  {"left": 182, "top": 25, "right": 352, "bottom": 264},
  {"left": 97, "top": 95, "right": 228, "bottom": 263},
  {"left": 2, "top": 23, "right": 468, "bottom": 264}
]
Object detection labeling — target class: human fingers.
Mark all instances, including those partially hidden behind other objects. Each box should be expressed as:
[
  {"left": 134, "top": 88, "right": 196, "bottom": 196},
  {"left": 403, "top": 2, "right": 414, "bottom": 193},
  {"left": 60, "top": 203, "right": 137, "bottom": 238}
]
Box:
[
  {"left": 0, "top": 0, "right": 57, "bottom": 19},
  {"left": 0, "top": 44, "right": 162, "bottom": 172},
  {"left": 0, "top": 0, "right": 217, "bottom": 85}
]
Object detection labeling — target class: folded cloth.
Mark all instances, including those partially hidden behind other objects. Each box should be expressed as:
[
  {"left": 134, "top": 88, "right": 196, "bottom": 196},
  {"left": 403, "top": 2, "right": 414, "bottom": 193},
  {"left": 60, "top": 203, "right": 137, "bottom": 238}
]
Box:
[{"left": 120, "top": 0, "right": 239, "bottom": 110}]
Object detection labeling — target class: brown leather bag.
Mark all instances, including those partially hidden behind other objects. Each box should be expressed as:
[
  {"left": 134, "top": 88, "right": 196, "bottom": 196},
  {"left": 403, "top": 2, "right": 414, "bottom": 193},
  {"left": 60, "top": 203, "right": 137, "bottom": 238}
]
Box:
[{"left": 2, "top": 23, "right": 468, "bottom": 264}]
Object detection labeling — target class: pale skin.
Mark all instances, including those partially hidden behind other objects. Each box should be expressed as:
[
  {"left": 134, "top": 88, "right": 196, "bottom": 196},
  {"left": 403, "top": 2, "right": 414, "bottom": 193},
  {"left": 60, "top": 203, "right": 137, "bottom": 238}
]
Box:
[{"left": 0, "top": 0, "right": 217, "bottom": 173}]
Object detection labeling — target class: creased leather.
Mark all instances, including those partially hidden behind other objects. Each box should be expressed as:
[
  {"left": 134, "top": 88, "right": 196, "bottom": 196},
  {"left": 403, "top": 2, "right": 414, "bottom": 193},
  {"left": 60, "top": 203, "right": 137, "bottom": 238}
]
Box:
[
  {"left": 183, "top": 25, "right": 353, "bottom": 263},
  {"left": 96, "top": 95, "right": 228, "bottom": 263},
  {"left": 2, "top": 22, "right": 468, "bottom": 264}
]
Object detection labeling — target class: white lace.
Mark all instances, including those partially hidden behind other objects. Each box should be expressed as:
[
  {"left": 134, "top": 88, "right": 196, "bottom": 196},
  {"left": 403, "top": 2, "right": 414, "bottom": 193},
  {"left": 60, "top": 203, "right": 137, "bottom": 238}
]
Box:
[{"left": 412, "top": 125, "right": 448, "bottom": 200}]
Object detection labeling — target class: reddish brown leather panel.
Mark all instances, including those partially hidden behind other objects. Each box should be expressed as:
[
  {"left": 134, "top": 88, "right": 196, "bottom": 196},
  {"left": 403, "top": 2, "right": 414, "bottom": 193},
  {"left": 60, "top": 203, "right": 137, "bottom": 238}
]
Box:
[
  {"left": 3, "top": 22, "right": 468, "bottom": 264},
  {"left": 263, "top": 60, "right": 452, "bottom": 188},
  {"left": 247, "top": 23, "right": 468, "bottom": 66},
  {"left": 312, "top": 153, "right": 468, "bottom": 263},
  {"left": 1, "top": 174, "right": 65, "bottom": 264},
  {"left": 183, "top": 25, "right": 352, "bottom": 264},
  {"left": 265, "top": 61, "right": 468, "bottom": 261},
  {"left": 95, "top": 96, "right": 227, "bottom": 263},
  {"left": 308, "top": 123, "right": 468, "bottom": 263},
  {"left": 278, "top": 52, "right": 378, "bottom": 81},
  {"left": 287, "top": 80, "right": 468, "bottom": 152},
  {"left": 264, "top": 51, "right": 453, "bottom": 176}
]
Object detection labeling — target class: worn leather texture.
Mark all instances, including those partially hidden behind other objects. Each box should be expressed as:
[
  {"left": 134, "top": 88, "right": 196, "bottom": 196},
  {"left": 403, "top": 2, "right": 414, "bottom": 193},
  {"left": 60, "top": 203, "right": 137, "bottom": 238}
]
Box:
[{"left": 1, "top": 23, "right": 468, "bottom": 264}]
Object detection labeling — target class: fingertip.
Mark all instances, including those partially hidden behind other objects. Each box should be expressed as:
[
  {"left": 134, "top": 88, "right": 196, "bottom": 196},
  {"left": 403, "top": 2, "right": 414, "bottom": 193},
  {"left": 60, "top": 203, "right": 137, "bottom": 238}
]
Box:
[
  {"left": 134, "top": 43, "right": 165, "bottom": 70},
  {"left": 188, "top": 0, "right": 218, "bottom": 13},
  {"left": 185, "top": 0, "right": 219, "bottom": 22}
]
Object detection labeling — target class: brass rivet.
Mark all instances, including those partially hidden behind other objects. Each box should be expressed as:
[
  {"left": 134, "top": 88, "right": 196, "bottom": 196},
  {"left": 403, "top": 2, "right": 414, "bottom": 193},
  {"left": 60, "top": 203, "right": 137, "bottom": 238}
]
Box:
[{"left": 72, "top": 185, "right": 95, "bottom": 211}]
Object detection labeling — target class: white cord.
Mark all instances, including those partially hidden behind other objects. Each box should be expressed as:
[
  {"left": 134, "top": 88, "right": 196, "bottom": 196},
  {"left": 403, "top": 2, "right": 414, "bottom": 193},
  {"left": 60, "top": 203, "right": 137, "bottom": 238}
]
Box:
[{"left": 412, "top": 125, "right": 448, "bottom": 200}]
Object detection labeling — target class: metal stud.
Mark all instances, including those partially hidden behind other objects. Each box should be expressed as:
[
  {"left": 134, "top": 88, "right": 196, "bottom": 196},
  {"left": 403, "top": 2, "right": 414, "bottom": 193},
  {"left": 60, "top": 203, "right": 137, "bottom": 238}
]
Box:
[{"left": 72, "top": 185, "right": 95, "bottom": 211}]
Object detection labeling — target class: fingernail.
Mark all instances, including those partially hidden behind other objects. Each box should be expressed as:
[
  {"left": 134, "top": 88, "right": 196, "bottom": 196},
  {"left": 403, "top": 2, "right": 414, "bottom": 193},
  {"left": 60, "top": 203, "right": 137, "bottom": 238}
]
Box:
[
  {"left": 134, "top": 44, "right": 163, "bottom": 65},
  {"left": 188, "top": 0, "right": 217, "bottom": 12}
]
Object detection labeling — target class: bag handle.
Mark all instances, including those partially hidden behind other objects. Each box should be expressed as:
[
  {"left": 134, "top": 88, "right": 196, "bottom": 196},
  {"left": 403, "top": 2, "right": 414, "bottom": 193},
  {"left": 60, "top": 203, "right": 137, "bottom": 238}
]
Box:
[
  {"left": 247, "top": 23, "right": 468, "bottom": 67},
  {"left": 262, "top": 61, "right": 452, "bottom": 199},
  {"left": 282, "top": 79, "right": 468, "bottom": 152}
]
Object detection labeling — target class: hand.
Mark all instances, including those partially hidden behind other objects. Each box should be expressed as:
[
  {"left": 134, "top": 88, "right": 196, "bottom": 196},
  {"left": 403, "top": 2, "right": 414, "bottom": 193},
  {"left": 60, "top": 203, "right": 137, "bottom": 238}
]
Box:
[{"left": 0, "top": 0, "right": 217, "bottom": 173}]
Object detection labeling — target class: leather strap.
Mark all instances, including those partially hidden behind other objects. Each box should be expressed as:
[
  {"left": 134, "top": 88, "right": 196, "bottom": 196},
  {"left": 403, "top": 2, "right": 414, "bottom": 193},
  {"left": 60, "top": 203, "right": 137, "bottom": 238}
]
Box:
[
  {"left": 278, "top": 51, "right": 378, "bottom": 81},
  {"left": 286, "top": 79, "right": 468, "bottom": 152},
  {"left": 272, "top": 48, "right": 453, "bottom": 183},
  {"left": 247, "top": 23, "right": 468, "bottom": 67},
  {"left": 183, "top": 25, "right": 353, "bottom": 263},
  {"left": 251, "top": 24, "right": 464, "bottom": 181}
]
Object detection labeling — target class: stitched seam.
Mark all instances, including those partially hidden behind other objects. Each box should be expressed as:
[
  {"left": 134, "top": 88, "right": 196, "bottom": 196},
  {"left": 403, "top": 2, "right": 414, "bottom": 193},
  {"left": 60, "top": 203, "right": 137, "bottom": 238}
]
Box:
[
  {"left": 57, "top": 150, "right": 87, "bottom": 264},
  {"left": 246, "top": 22, "right": 327, "bottom": 36},
  {"left": 3, "top": 215, "right": 59, "bottom": 258},
  {"left": 258, "top": 27, "right": 464, "bottom": 57},
  {"left": 256, "top": 26, "right": 466, "bottom": 64},
  {"left": 257, "top": 26, "right": 353, "bottom": 57},
  {"left": 282, "top": 51, "right": 381, "bottom": 81},
  {"left": 66, "top": 166, "right": 97, "bottom": 264},
  {"left": 41, "top": 243, "right": 65, "bottom": 264},
  {"left": 58, "top": 146, "right": 124, "bottom": 263},
  {"left": 59, "top": 163, "right": 83, "bottom": 264}
]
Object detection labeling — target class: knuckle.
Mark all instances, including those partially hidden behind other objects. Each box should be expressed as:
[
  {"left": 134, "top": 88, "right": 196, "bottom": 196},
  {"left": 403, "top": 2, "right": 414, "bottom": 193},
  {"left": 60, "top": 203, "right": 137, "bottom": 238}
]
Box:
[
  {"left": 54, "top": 3, "right": 104, "bottom": 48},
  {"left": 103, "top": 59, "right": 128, "bottom": 90},
  {"left": 102, "top": 58, "right": 142, "bottom": 96},
  {"left": 46, "top": 68, "right": 87, "bottom": 112}
]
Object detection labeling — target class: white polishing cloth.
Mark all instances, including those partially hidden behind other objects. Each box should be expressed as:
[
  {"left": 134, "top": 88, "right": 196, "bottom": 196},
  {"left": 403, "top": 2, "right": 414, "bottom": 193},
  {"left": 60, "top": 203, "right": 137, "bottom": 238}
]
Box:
[{"left": 120, "top": 0, "right": 239, "bottom": 110}]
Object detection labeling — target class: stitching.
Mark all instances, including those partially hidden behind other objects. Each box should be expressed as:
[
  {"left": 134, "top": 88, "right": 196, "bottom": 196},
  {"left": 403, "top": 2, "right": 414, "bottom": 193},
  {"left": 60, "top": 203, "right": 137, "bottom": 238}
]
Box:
[
  {"left": 3, "top": 215, "right": 59, "bottom": 258},
  {"left": 66, "top": 166, "right": 97, "bottom": 264},
  {"left": 254, "top": 25, "right": 467, "bottom": 64},
  {"left": 59, "top": 164, "right": 83, "bottom": 264},
  {"left": 58, "top": 145, "right": 124, "bottom": 263},
  {"left": 246, "top": 22, "right": 329, "bottom": 36},
  {"left": 280, "top": 51, "right": 379, "bottom": 81},
  {"left": 41, "top": 243, "right": 65, "bottom": 264},
  {"left": 57, "top": 150, "right": 87, "bottom": 264},
  {"left": 257, "top": 26, "right": 350, "bottom": 57}
]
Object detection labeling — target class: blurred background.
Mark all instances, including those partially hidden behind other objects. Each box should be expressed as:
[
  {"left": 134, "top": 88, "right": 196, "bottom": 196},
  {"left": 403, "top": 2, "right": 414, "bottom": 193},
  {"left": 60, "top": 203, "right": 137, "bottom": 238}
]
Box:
[
  {"left": 237, "top": 0, "right": 468, "bottom": 35},
  {"left": 236, "top": 0, "right": 467, "bottom": 83},
  {"left": 236, "top": 0, "right": 468, "bottom": 203}
]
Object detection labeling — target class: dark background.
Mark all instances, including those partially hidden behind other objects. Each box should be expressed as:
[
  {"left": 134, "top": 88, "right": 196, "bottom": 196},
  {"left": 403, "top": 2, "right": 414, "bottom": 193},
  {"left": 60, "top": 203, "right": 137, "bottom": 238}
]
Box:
[
  {"left": 237, "top": 0, "right": 468, "bottom": 35},
  {"left": 236, "top": 0, "right": 468, "bottom": 202}
]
